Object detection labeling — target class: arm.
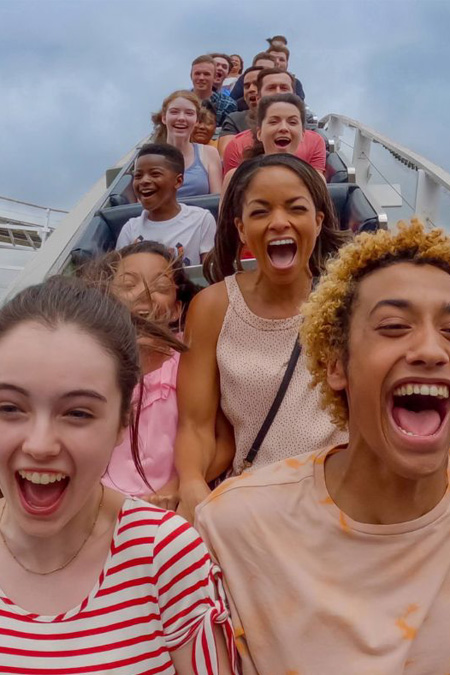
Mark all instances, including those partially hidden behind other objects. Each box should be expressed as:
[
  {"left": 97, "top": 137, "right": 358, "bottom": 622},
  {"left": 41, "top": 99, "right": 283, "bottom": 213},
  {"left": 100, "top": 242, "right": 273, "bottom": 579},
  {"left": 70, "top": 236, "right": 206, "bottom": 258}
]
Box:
[
  {"left": 171, "top": 626, "right": 234, "bottom": 675},
  {"left": 174, "top": 285, "right": 229, "bottom": 524},
  {"left": 204, "top": 146, "right": 223, "bottom": 194}
]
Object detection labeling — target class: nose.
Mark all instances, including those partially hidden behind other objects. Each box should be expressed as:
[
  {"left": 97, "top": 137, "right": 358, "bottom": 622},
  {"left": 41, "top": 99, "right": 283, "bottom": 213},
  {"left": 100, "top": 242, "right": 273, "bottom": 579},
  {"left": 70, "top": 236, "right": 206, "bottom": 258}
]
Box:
[
  {"left": 268, "top": 208, "right": 291, "bottom": 233},
  {"left": 406, "top": 325, "right": 450, "bottom": 369},
  {"left": 277, "top": 119, "right": 289, "bottom": 132},
  {"left": 22, "top": 417, "right": 61, "bottom": 460}
]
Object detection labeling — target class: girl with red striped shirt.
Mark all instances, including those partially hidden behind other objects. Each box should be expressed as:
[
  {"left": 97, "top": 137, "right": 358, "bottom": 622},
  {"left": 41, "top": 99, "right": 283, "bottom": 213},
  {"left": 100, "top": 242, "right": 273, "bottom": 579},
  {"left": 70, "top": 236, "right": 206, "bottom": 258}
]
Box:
[{"left": 0, "top": 276, "right": 236, "bottom": 675}]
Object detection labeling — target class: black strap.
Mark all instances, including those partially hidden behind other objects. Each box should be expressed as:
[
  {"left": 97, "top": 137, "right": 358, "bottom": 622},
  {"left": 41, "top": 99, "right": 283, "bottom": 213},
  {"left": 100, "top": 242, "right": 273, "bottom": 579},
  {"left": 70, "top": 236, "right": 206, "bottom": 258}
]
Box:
[{"left": 243, "top": 339, "right": 302, "bottom": 469}]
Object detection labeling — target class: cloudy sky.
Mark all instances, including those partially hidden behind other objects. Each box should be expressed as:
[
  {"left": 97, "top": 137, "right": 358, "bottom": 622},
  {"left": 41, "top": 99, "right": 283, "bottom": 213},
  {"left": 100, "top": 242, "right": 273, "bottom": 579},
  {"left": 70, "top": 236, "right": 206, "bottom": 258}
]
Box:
[{"left": 1, "top": 0, "right": 449, "bottom": 210}]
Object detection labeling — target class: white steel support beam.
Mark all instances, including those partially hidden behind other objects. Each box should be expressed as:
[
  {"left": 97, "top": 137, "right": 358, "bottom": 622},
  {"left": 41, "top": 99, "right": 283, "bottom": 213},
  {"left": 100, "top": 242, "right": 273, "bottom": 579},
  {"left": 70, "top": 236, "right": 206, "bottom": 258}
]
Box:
[
  {"left": 415, "top": 170, "right": 441, "bottom": 226},
  {"left": 352, "top": 130, "right": 371, "bottom": 188}
]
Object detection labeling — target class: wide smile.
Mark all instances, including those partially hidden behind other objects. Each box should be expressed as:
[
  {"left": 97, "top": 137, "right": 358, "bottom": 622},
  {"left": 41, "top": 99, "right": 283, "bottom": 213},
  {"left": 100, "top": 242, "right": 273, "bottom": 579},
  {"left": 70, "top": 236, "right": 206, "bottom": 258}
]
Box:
[
  {"left": 138, "top": 188, "right": 157, "bottom": 199},
  {"left": 388, "top": 381, "right": 450, "bottom": 446},
  {"left": 273, "top": 137, "right": 292, "bottom": 149},
  {"left": 266, "top": 238, "right": 298, "bottom": 270},
  {"left": 16, "top": 470, "right": 70, "bottom": 516}
]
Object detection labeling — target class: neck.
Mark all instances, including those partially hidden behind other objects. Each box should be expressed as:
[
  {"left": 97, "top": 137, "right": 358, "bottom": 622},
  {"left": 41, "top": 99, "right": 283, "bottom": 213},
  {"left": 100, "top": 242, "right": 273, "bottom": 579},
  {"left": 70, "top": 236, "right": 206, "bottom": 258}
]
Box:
[
  {"left": 147, "top": 199, "right": 180, "bottom": 222},
  {"left": 325, "top": 436, "right": 449, "bottom": 524},
  {"left": 194, "top": 88, "right": 212, "bottom": 101},
  {"left": 0, "top": 485, "right": 103, "bottom": 574},
  {"left": 252, "top": 268, "right": 312, "bottom": 314},
  {"left": 166, "top": 133, "right": 191, "bottom": 153}
]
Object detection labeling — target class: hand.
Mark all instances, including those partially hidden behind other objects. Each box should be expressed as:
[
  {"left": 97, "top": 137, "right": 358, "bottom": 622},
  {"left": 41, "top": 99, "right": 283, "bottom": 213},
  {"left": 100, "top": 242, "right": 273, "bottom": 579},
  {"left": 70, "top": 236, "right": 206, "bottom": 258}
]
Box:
[
  {"left": 177, "top": 478, "right": 212, "bottom": 525},
  {"left": 144, "top": 493, "right": 179, "bottom": 512}
]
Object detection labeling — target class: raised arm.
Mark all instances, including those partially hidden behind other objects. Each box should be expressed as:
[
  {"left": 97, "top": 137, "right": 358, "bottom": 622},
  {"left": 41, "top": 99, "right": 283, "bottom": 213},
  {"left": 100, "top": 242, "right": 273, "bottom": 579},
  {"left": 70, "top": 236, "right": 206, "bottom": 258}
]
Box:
[{"left": 175, "top": 283, "right": 229, "bottom": 523}]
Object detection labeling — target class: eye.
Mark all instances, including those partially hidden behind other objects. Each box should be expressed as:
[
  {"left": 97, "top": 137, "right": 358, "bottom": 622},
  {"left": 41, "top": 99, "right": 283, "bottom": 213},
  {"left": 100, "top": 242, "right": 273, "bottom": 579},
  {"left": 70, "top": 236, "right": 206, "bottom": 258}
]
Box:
[
  {"left": 65, "top": 409, "right": 94, "bottom": 421},
  {"left": 376, "top": 322, "right": 411, "bottom": 335},
  {"left": 250, "top": 209, "right": 268, "bottom": 217},
  {"left": 0, "top": 403, "right": 23, "bottom": 416},
  {"left": 291, "top": 205, "right": 307, "bottom": 213}
]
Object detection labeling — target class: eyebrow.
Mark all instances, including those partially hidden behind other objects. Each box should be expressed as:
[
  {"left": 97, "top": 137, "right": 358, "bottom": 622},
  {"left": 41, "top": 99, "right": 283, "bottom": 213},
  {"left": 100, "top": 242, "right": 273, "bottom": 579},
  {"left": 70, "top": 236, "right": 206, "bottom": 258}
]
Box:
[
  {"left": 246, "top": 196, "right": 309, "bottom": 206},
  {"left": 0, "top": 383, "right": 107, "bottom": 403},
  {"left": 369, "top": 299, "right": 450, "bottom": 316}
]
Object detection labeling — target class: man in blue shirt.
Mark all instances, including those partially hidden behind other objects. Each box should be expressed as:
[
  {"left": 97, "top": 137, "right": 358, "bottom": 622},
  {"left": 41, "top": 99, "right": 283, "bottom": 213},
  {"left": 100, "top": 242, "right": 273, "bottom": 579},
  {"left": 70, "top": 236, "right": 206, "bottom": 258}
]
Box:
[{"left": 190, "top": 55, "right": 237, "bottom": 126}]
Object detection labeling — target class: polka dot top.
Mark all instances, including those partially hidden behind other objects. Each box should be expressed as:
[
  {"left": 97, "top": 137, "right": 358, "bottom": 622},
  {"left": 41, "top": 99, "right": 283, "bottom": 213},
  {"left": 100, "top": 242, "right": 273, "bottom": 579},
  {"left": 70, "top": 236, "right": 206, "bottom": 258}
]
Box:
[{"left": 216, "top": 274, "right": 348, "bottom": 475}]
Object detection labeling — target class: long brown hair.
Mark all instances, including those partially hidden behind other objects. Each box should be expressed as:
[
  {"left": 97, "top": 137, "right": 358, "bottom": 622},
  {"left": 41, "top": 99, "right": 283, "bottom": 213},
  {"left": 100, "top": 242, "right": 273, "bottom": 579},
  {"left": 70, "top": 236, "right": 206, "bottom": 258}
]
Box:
[
  {"left": 151, "top": 90, "right": 201, "bottom": 143},
  {"left": 204, "top": 154, "right": 350, "bottom": 284}
]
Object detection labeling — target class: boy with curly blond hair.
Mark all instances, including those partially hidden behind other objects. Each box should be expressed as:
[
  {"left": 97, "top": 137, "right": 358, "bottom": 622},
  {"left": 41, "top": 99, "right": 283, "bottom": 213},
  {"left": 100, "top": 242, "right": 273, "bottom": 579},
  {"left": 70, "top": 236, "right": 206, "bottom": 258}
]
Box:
[{"left": 196, "top": 219, "right": 450, "bottom": 675}]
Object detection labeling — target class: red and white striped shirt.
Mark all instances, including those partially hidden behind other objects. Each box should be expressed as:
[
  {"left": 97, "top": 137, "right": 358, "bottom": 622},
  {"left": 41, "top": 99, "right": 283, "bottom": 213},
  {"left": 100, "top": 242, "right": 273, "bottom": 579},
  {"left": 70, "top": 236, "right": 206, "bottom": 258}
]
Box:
[{"left": 0, "top": 499, "right": 237, "bottom": 674}]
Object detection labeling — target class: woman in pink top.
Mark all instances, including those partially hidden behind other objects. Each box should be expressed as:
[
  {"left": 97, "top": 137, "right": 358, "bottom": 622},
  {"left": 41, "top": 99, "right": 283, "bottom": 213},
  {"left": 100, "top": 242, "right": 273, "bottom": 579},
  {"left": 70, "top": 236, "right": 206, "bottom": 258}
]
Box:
[{"left": 83, "top": 241, "right": 199, "bottom": 501}]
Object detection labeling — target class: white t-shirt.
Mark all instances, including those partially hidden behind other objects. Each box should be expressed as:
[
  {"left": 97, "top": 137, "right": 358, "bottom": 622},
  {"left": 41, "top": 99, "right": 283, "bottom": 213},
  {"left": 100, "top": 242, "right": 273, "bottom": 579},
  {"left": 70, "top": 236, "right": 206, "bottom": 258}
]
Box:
[{"left": 115, "top": 203, "right": 216, "bottom": 266}]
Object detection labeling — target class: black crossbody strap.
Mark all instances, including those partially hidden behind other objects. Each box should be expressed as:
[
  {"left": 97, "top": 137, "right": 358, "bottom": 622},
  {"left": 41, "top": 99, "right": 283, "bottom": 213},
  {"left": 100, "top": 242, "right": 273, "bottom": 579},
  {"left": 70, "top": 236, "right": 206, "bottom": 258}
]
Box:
[{"left": 243, "top": 339, "right": 302, "bottom": 469}]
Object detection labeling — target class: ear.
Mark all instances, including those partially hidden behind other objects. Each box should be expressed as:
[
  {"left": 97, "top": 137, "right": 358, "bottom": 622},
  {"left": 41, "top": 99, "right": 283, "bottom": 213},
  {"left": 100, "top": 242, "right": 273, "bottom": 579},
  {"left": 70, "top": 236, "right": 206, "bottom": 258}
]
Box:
[
  {"left": 175, "top": 173, "right": 184, "bottom": 190},
  {"left": 234, "top": 216, "right": 246, "bottom": 244},
  {"left": 327, "top": 356, "right": 347, "bottom": 393},
  {"left": 256, "top": 127, "right": 262, "bottom": 142},
  {"left": 315, "top": 210, "right": 324, "bottom": 236},
  {"left": 170, "top": 300, "right": 182, "bottom": 323}
]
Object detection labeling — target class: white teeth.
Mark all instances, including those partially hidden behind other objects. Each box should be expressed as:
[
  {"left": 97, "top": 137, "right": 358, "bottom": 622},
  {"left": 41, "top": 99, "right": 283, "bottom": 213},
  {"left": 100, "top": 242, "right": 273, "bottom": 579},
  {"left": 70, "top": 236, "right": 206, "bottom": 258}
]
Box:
[
  {"left": 399, "top": 427, "right": 415, "bottom": 436},
  {"left": 268, "top": 238, "right": 295, "bottom": 247},
  {"left": 18, "top": 470, "right": 67, "bottom": 484},
  {"left": 393, "top": 383, "right": 449, "bottom": 399}
]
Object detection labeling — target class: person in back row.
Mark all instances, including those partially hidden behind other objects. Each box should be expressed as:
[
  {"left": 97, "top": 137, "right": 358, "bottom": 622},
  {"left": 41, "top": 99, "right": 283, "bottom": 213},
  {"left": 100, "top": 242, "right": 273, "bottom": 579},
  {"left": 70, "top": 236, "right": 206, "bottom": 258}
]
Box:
[
  {"left": 221, "top": 53, "right": 243, "bottom": 94},
  {"left": 151, "top": 90, "right": 222, "bottom": 196},
  {"left": 191, "top": 101, "right": 218, "bottom": 147},
  {"left": 229, "top": 51, "right": 276, "bottom": 103},
  {"left": 223, "top": 68, "right": 326, "bottom": 174},
  {"left": 210, "top": 53, "right": 233, "bottom": 93},
  {"left": 196, "top": 220, "right": 450, "bottom": 674},
  {"left": 190, "top": 55, "right": 237, "bottom": 126},
  {"left": 175, "top": 154, "right": 348, "bottom": 524},
  {"left": 267, "top": 43, "right": 305, "bottom": 99},
  {"left": 218, "top": 66, "right": 262, "bottom": 157},
  {"left": 116, "top": 144, "right": 216, "bottom": 266}
]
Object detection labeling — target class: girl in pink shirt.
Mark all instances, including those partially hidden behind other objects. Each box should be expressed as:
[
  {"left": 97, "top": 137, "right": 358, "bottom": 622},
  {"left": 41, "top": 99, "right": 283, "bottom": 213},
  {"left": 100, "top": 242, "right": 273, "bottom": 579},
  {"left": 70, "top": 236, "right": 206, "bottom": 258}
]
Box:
[{"left": 83, "top": 241, "right": 199, "bottom": 500}]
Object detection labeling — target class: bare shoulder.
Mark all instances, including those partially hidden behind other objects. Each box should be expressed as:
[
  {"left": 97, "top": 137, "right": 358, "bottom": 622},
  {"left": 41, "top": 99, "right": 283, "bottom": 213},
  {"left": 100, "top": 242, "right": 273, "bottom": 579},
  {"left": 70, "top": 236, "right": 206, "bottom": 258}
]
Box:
[
  {"left": 185, "top": 281, "right": 229, "bottom": 340},
  {"left": 203, "top": 144, "right": 221, "bottom": 161}
]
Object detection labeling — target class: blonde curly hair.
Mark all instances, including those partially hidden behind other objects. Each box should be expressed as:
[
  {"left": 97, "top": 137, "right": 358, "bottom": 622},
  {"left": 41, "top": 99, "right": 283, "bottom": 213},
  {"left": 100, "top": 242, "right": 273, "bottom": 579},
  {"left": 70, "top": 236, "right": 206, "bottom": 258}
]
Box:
[{"left": 300, "top": 219, "right": 450, "bottom": 429}]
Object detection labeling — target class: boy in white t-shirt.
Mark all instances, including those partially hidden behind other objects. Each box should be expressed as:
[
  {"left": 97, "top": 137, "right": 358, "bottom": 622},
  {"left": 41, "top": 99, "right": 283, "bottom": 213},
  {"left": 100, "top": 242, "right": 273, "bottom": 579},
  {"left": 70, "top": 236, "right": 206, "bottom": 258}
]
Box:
[{"left": 116, "top": 143, "right": 216, "bottom": 266}]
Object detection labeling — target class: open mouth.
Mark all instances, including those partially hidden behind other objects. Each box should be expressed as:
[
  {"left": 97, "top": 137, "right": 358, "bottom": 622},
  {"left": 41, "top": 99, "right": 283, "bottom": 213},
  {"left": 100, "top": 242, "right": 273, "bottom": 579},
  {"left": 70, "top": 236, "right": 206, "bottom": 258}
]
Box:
[
  {"left": 390, "top": 383, "right": 450, "bottom": 438},
  {"left": 274, "top": 137, "right": 291, "bottom": 149},
  {"left": 16, "top": 470, "right": 70, "bottom": 514},
  {"left": 139, "top": 189, "right": 157, "bottom": 199},
  {"left": 267, "top": 238, "right": 297, "bottom": 269}
]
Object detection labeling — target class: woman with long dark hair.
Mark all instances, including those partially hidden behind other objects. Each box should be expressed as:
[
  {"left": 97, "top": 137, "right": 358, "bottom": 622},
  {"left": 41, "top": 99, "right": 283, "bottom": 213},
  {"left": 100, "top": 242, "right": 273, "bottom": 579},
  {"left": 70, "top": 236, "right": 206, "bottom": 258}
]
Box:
[{"left": 175, "top": 154, "right": 349, "bottom": 523}]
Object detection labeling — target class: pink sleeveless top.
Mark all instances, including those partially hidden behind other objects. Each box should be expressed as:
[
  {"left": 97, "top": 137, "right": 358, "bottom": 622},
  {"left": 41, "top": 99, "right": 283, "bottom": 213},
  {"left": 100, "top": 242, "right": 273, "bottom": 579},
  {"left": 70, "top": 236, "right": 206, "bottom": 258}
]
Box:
[{"left": 216, "top": 274, "right": 347, "bottom": 474}]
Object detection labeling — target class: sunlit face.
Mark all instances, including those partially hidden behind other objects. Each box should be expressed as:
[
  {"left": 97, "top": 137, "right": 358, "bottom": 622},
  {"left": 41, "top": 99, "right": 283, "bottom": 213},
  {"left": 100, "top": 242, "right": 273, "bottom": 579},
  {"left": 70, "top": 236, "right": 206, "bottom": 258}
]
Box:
[
  {"left": 162, "top": 96, "right": 197, "bottom": 140},
  {"left": 191, "top": 62, "right": 215, "bottom": 94},
  {"left": 0, "top": 323, "right": 125, "bottom": 537},
  {"left": 132, "top": 154, "right": 183, "bottom": 212},
  {"left": 328, "top": 263, "right": 450, "bottom": 480},
  {"left": 257, "top": 101, "right": 303, "bottom": 155},
  {"left": 213, "top": 57, "right": 230, "bottom": 86},
  {"left": 243, "top": 70, "right": 259, "bottom": 109},
  {"left": 259, "top": 72, "right": 293, "bottom": 97},
  {"left": 269, "top": 50, "right": 288, "bottom": 70},
  {"left": 191, "top": 110, "right": 216, "bottom": 144},
  {"left": 112, "top": 252, "right": 180, "bottom": 324},
  {"left": 235, "top": 166, "right": 323, "bottom": 283}
]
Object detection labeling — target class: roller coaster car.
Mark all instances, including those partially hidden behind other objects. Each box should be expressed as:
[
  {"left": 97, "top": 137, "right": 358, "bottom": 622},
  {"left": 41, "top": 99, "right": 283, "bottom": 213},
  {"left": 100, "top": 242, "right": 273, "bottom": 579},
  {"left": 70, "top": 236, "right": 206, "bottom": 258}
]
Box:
[{"left": 70, "top": 185, "right": 385, "bottom": 268}]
